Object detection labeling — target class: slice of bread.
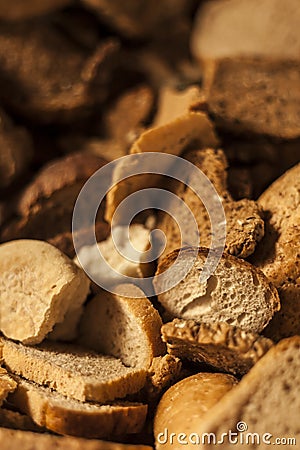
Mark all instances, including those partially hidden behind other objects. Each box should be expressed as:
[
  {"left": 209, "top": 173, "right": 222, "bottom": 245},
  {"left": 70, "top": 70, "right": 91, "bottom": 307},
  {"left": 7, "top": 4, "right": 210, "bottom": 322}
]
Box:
[
  {"left": 0, "top": 339, "right": 146, "bottom": 403},
  {"left": 203, "top": 57, "right": 300, "bottom": 139},
  {"left": 0, "top": 427, "right": 152, "bottom": 450},
  {"left": 154, "top": 247, "right": 280, "bottom": 333},
  {"left": 161, "top": 319, "right": 273, "bottom": 376},
  {"left": 191, "top": 0, "right": 300, "bottom": 61},
  {"left": 8, "top": 375, "right": 147, "bottom": 439},
  {"left": 0, "top": 240, "right": 90, "bottom": 344},
  {"left": 0, "top": 368, "right": 17, "bottom": 406},
  {"left": 79, "top": 284, "right": 165, "bottom": 369},
  {"left": 154, "top": 373, "right": 238, "bottom": 450},
  {"left": 197, "top": 336, "right": 300, "bottom": 448}
]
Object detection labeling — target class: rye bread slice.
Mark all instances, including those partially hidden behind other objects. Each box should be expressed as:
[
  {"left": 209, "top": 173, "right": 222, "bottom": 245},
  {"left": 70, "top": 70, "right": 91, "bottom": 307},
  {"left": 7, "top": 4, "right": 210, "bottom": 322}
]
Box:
[
  {"left": 161, "top": 319, "right": 273, "bottom": 376},
  {"left": 0, "top": 339, "right": 147, "bottom": 403},
  {"left": 154, "top": 247, "right": 280, "bottom": 333}
]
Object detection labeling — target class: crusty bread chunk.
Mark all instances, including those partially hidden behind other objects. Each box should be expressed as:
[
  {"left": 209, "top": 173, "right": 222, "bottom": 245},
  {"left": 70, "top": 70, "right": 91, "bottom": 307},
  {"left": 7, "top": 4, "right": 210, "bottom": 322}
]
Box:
[
  {"left": 79, "top": 284, "right": 165, "bottom": 369},
  {"left": 191, "top": 0, "right": 300, "bottom": 61},
  {"left": 0, "top": 408, "right": 42, "bottom": 432},
  {"left": 0, "top": 368, "right": 17, "bottom": 406},
  {"left": 8, "top": 375, "right": 147, "bottom": 439},
  {"left": 0, "top": 339, "right": 146, "bottom": 403},
  {"left": 252, "top": 163, "right": 300, "bottom": 340},
  {"left": 161, "top": 319, "right": 273, "bottom": 376},
  {"left": 158, "top": 148, "right": 264, "bottom": 259},
  {"left": 0, "top": 427, "right": 152, "bottom": 450},
  {"left": 197, "top": 336, "right": 300, "bottom": 449},
  {"left": 154, "top": 247, "right": 280, "bottom": 333},
  {"left": 0, "top": 240, "right": 90, "bottom": 344},
  {"left": 154, "top": 373, "right": 237, "bottom": 450},
  {"left": 203, "top": 58, "right": 300, "bottom": 139}
]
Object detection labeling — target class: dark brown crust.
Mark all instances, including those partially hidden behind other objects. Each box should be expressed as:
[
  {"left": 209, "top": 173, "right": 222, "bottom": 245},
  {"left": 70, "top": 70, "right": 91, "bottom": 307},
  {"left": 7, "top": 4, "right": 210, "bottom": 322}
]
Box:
[{"left": 162, "top": 319, "right": 273, "bottom": 376}]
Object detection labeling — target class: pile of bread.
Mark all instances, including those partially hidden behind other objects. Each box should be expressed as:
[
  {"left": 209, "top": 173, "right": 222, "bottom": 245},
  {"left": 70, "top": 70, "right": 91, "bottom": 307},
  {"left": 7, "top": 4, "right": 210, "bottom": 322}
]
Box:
[{"left": 0, "top": 0, "right": 299, "bottom": 449}]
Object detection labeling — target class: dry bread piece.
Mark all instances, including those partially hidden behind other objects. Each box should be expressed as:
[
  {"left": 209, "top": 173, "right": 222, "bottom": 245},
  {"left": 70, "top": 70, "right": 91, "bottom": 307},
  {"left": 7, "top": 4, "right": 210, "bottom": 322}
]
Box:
[
  {"left": 197, "top": 336, "right": 300, "bottom": 449},
  {"left": 0, "top": 339, "right": 146, "bottom": 403},
  {"left": 0, "top": 408, "right": 42, "bottom": 432},
  {"left": 105, "top": 99, "right": 218, "bottom": 223},
  {"left": 154, "top": 247, "right": 280, "bottom": 333},
  {"left": 0, "top": 240, "right": 90, "bottom": 344},
  {"left": 202, "top": 57, "right": 300, "bottom": 139},
  {"left": 161, "top": 319, "right": 273, "bottom": 376},
  {"left": 8, "top": 376, "right": 147, "bottom": 439},
  {"left": 0, "top": 427, "right": 152, "bottom": 450},
  {"left": 159, "top": 148, "right": 264, "bottom": 259},
  {"left": 251, "top": 163, "right": 300, "bottom": 340},
  {"left": 0, "top": 21, "right": 119, "bottom": 123},
  {"left": 0, "top": 109, "right": 33, "bottom": 189},
  {"left": 191, "top": 0, "right": 300, "bottom": 61},
  {"left": 79, "top": 284, "right": 165, "bottom": 369},
  {"left": 1, "top": 153, "right": 109, "bottom": 259},
  {"left": 0, "top": 368, "right": 17, "bottom": 406},
  {"left": 0, "top": 0, "right": 71, "bottom": 21},
  {"left": 75, "top": 224, "right": 156, "bottom": 288},
  {"left": 154, "top": 373, "right": 238, "bottom": 450}
]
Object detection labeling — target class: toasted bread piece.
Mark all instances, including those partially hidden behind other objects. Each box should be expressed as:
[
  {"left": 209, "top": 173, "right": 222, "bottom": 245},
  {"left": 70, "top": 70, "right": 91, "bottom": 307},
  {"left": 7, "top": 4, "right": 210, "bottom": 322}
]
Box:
[
  {"left": 154, "top": 373, "right": 237, "bottom": 450},
  {"left": 0, "top": 368, "right": 17, "bottom": 406},
  {"left": 0, "top": 240, "right": 90, "bottom": 344},
  {"left": 191, "top": 0, "right": 300, "bottom": 61},
  {"left": 162, "top": 319, "right": 273, "bottom": 376},
  {"left": 0, "top": 427, "right": 152, "bottom": 450},
  {"left": 197, "top": 337, "right": 300, "bottom": 449},
  {"left": 0, "top": 407, "right": 42, "bottom": 432},
  {"left": 252, "top": 163, "right": 300, "bottom": 340},
  {"left": 0, "top": 339, "right": 146, "bottom": 403},
  {"left": 154, "top": 247, "right": 280, "bottom": 333},
  {"left": 158, "top": 148, "right": 264, "bottom": 259},
  {"left": 203, "top": 58, "right": 300, "bottom": 139},
  {"left": 8, "top": 376, "right": 147, "bottom": 439},
  {"left": 79, "top": 284, "right": 165, "bottom": 369}
]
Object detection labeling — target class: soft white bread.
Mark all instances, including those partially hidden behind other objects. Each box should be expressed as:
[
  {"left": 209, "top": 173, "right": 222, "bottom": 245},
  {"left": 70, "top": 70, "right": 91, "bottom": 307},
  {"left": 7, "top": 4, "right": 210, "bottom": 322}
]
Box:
[
  {"left": 0, "top": 240, "right": 90, "bottom": 344},
  {"left": 8, "top": 375, "right": 147, "bottom": 439},
  {"left": 154, "top": 247, "right": 280, "bottom": 333},
  {"left": 0, "top": 427, "right": 152, "bottom": 450},
  {"left": 154, "top": 373, "right": 237, "bottom": 450},
  {"left": 161, "top": 319, "right": 273, "bottom": 376},
  {"left": 79, "top": 284, "right": 165, "bottom": 369},
  {"left": 0, "top": 368, "right": 17, "bottom": 406},
  {"left": 196, "top": 336, "right": 300, "bottom": 449},
  {"left": 0, "top": 339, "right": 146, "bottom": 403}
]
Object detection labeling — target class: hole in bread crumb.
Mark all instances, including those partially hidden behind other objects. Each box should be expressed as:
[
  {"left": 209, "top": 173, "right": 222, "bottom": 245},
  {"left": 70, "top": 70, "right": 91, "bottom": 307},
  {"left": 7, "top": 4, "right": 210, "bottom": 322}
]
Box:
[
  {"left": 51, "top": 285, "right": 57, "bottom": 289},
  {"left": 224, "top": 261, "right": 232, "bottom": 269}
]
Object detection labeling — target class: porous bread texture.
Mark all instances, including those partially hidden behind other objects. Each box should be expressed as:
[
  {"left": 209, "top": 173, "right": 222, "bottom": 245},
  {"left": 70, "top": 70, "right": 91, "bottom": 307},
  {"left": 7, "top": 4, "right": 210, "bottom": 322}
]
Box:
[
  {"left": 0, "top": 240, "right": 90, "bottom": 344},
  {"left": 154, "top": 373, "right": 238, "bottom": 450},
  {"left": 0, "top": 339, "right": 147, "bottom": 403},
  {"left": 75, "top": 224, "right": 154, "bottom": 288},
  {"left": 202, "top": 57, "right": 300, "bottom": 139},
  {"left": 158, "top": 148, "right": 264, "bottom": 259},
  {"left": 0, "top": 367, "right": 17, "bottom": 406},
  {"left": 105, "top": 95, "right": 218, "bottom": 223},
  {"left": 191, "top": 0, "right": 300, "bottom": 61},
  {"left": 161, "top": 319, "right": 273, "bottom": 376},
  {"left": 0, "top": 427, "right": 152, "bottom": 450},
  {"left": 79, "top": 283, "right": 165, "bottom": 369},
  {"left": 154, "top": 247, "right": 280, "bottom": 333},
  {"left": 8, "top": 375, "right": 147, "bottom": 439},
  {"left": 197, "top": 336, "right": 300, "bottom": 449},
  {"left": 252, "top": 163, "right": 300, "bottom": 341}
]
